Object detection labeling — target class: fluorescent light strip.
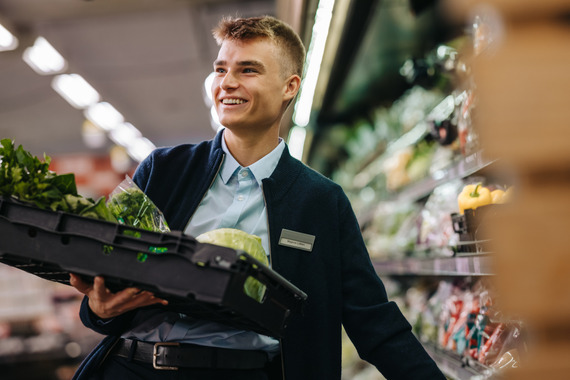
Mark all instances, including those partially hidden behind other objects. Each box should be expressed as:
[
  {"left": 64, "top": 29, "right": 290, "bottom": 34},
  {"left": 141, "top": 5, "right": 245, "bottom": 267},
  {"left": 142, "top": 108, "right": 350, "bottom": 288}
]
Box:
[
  {"left": 0, "top": 23, "right": 18, "bottom": 51},
  {"left": 293, "top": 0, "right": 335, "bottom": 127},
  {"left": 203, "top": 72, "right": 215, "bottom": 106},
  {"left": 22, "top": 36, "right": 67, "bottom": 75},
  {"left": 288, "top": 126, "right": 307, "bottom": 160},
  {"left": 18, "top": 35, "right": 157, "bottom": 162},
  {"left": 109, "top": 122, "right": 142, "bottom": 147},
  {"left": 209, "top": 105, "right": 222, "bottom": 131},
  {"left": 84, "top": 102, "right": 124, "bottom": 131},
  {"left": 127, "top": 137, "right": 156, "bottom": 162},
  {"left": 52, "top": 74, "right": 100, "bottom": 109}
]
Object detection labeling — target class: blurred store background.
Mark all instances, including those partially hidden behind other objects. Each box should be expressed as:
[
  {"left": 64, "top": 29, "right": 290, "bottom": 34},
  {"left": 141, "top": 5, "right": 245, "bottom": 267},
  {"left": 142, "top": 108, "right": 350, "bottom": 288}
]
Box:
[{"left": 1, "top": 0, "right": 569, "bottom": 379}]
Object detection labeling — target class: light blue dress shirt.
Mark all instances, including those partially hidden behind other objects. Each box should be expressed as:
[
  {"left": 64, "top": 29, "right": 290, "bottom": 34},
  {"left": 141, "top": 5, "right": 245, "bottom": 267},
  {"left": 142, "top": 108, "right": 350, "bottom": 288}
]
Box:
[
  {"left": 184, "top": 134, "right": 284, "bottom": 257},
  {"left": 122, "top": 131, "right": 283, "bottom": 355}
]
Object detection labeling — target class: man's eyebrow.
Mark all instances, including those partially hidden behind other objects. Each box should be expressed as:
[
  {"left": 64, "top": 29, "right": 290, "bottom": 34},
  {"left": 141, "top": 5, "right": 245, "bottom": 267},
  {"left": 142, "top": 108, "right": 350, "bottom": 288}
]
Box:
[
  {"left": 237, "top": 60, "right": 265, "bottom": 70},
  {"left": 213, "top": 60, "right": 265, "bottom": 71}
]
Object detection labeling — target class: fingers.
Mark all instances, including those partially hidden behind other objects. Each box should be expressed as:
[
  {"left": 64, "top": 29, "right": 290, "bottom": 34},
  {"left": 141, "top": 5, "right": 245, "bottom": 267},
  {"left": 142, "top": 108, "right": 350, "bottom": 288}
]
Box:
[
  {"left": 69, "top": 273, "right": 92, "bottom": 295},
  {"left": 92, "top": 276, "right": 111, "bottom": 296},
  {"left": 84, "top": 277, "right": 168, "bottom": 319},
  {"left": 115, "top": 289, "right": 169, "bottom": 311}
]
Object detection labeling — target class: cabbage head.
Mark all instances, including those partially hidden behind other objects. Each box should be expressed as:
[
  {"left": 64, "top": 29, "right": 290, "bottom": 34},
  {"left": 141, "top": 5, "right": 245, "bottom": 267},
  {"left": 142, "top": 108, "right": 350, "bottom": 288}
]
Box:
[{"left": 196, "top": 228, "right": 267, "bottom": 302}]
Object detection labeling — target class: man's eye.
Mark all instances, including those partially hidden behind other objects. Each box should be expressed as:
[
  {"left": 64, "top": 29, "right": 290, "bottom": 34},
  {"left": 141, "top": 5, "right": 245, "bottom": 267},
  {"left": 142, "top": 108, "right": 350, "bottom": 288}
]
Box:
[
  {"left": 215, "top": 68, "right": 226, "bottom": 73},
  {"left": 243, "top": 68, "right": 256, "bottom": 73}
]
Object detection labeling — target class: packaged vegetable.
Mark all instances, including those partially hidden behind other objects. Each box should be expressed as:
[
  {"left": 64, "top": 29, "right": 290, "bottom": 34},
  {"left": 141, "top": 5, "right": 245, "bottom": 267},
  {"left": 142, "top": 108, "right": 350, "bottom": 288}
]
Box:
[
  {"left": 196, "top": 228, "right": 268, "bottom": 302},
  {"left": 418, "top": 180, "right": 463, "bottom": 255},
  {"left": 107, "top": 175, "right": 170, "bottom": 232}
]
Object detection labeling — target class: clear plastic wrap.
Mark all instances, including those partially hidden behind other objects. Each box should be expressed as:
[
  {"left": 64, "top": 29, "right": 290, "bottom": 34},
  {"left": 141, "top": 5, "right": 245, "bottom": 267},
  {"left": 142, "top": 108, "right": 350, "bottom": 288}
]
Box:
[
  {"left": 418, "top": 180, "right": 463, "bottom": 255},
  {"left": 107, "top": 175, "right": 170, "bottom": 233}
]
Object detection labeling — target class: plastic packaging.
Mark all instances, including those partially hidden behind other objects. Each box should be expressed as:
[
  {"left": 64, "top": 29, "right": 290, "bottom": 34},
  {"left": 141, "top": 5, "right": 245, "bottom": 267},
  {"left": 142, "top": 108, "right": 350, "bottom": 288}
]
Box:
[
  {"left": 418, "top": 180, "right": 463, "bottom": 255},
  {"left": 107, "top": 175, "right": 170, "bottom": 233}
]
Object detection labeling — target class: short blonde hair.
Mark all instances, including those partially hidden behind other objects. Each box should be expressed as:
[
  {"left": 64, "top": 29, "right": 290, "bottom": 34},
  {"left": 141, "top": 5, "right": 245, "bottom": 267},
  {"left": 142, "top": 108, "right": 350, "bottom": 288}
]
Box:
[{"left": 213, "top": 15, "right": 306, "bottom": 78}]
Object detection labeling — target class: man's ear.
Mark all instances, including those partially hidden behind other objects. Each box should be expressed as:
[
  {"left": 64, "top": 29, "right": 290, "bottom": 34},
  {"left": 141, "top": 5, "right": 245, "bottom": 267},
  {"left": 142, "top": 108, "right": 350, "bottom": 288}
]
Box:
[{"left": 283, "top": 74, "right": 302, "bottom": 102}]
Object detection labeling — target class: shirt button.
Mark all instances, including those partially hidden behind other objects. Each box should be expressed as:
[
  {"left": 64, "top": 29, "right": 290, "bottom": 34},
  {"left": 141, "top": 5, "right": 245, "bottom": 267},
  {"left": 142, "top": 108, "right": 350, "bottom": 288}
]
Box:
[
  {"left": 241, "top": 171, "right": 248, "bottom": 177},
  {"left": 237, "top": 195, "right": 245, "bottom": 201}
]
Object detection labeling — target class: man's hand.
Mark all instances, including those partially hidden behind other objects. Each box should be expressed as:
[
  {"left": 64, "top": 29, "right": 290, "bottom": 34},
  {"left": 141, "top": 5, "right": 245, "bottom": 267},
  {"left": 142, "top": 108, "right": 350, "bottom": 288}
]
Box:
[{"left": 69, "top": 273, "right": 168, "bottom": 319}]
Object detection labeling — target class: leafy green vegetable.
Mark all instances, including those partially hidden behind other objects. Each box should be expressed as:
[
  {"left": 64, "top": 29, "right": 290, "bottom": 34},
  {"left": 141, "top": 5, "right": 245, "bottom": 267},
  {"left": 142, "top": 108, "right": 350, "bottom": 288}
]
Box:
[
  {"left": 196, "top": 228, "right": 268, "bottom": 302},
  {"left": 0, "top": 139, "right": 115, "bottom": 221},
  {"left": 107, "top": 184, "right": 170, "bottom": 233}
]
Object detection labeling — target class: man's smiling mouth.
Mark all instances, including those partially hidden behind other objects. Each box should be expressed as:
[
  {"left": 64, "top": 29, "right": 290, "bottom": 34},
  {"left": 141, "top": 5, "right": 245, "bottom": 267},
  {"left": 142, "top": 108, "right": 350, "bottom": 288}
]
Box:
[{"left": 222, "top": 98, "right": 247, "bottom": 105}]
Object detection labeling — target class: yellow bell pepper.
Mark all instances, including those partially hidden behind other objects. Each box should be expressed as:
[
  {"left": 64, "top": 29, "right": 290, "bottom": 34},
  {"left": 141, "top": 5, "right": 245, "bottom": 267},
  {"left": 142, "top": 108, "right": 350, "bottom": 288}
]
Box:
[
  {"left": 491, "top": 189, "right": 505, "bottom": 204},
  {"left": 458, "top": 183, "right": 492, "bottom": 214},
  {"left": 502, "top": 187, "right": 514, "bottom": 203}
]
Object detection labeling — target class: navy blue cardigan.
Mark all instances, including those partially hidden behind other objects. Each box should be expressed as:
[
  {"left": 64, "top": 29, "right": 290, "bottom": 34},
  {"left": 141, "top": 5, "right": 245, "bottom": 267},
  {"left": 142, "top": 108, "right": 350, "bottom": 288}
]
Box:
[{"left": 75, "top": 131, "right": 445, "bottom": 379}]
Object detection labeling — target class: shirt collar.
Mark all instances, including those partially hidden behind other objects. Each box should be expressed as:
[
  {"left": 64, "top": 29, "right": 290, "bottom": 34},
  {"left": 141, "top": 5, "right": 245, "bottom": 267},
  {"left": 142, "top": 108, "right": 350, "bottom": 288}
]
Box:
[{"left": 220, "top": 131, "right": 285, "bottom": 186}]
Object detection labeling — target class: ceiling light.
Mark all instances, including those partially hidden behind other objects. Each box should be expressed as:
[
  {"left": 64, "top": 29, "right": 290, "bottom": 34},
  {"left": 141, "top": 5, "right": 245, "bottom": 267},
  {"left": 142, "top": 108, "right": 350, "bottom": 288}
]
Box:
[
  {"left": 110, "top": 145, "right": 132, "bottom": 173},
  {"left": 109, "top": 122, "right": 142, "bottom": 147},
  {"left": 203, "top": 72, "right": 215, "bottom": 106},
  {"left": 127, "top": 137, "right": 156, "bottom": 162},
  {"left": 209, "top": 105, "right": 222, "bottom": 131},
  {"left": 293, "top": 0, "right": 335, "bottom": 127},
  {"left": 0, "top": 23, "right": 18, "bottom": 52},
  {"left": 22, "top": 36, "right": 67, "bottom": 75},
  {"left": 81, "top": 119, "right": 107, "bottom": 149},
  {"left": 52, "top": 74, "right": 100, "bottom": 109},
  {"left": 84, "top": 102, "right": 124, "bottom": 131},
  {"left": 287, "top": 126, "right": 307, "bottom": 161}
]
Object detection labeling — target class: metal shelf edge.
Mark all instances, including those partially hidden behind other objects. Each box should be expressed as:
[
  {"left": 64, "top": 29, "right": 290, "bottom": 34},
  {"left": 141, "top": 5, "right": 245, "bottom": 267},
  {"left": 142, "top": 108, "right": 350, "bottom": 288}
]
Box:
[{"left": 372, "top": 255, "right": 494, "bottom": 276}]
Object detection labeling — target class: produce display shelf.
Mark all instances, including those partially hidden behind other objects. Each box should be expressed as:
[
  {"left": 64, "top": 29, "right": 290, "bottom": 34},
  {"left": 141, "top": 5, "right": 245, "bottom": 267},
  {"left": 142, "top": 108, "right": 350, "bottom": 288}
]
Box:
[
  {"left": 0, "top": 197, "right": 307, "bottom": 338},
  {"left": 351, "top": 123, "right": 430, "bottom": 192},
  {"left": 423, "top": 342, "right": 496, "bottom": 380},
  {"left": 389, "top": 150, "right": 497, "bottom": 204},
  {"left": 357, "top": 151, "right": 496, "bottom": 228},
  {"left": 372, "top": 253, "right": 494, "bottom": 276}
]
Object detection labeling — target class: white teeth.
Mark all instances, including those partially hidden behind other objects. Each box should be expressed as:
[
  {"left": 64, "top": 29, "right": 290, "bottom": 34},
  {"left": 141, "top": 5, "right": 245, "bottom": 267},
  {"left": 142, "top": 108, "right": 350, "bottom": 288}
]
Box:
[{"left": 222, "top": 98, "right": 246, "bottom": 104}]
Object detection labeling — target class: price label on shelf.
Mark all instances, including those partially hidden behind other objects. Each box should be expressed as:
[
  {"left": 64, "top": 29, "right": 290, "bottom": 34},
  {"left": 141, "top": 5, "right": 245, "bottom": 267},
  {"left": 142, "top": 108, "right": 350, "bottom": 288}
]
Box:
[
  {"left": 472, "top": 257, "right": 481, "bottom": 274},
  {"left": 455, "top": 257, "right": 470, "bottom": 274}
]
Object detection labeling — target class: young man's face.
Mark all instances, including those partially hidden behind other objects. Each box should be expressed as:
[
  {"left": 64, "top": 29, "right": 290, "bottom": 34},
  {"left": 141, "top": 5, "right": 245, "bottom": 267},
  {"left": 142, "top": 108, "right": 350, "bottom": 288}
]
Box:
[{"left": 212, "top": 37, "right": 298, "bottom": 135}]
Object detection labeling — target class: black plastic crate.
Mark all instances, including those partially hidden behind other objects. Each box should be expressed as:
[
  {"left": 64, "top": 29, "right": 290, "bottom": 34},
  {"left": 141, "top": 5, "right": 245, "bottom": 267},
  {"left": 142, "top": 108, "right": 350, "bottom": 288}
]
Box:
[{"left": 0, "top": 197, "right": 307, "bottom": 338}]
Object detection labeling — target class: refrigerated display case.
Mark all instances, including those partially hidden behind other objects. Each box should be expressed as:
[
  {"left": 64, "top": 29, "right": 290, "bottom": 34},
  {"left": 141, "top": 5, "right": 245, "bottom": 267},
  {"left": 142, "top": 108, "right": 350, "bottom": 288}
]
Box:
[{"left": 298, "top": 1, "right": 535, "bottom": 379}]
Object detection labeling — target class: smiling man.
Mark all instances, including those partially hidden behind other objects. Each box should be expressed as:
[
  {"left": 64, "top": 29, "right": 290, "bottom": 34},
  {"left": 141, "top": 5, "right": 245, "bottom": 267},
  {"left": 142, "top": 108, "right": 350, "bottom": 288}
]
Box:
[
  {"left": 211, "top": 21, "right": 302, "bottom": 167},
  {"left": 71, "top": 16, "right": 445, "bottom": 380}
]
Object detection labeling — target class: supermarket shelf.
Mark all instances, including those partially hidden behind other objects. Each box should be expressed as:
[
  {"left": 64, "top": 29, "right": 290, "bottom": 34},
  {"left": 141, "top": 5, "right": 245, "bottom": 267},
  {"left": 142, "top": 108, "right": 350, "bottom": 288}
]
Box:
[
  {"left": 424, "top": 342, "right": 496, "bottom": 380},
  {"left": 389, "top": 151, "right": 497, "bottom": 203},
  {"left": 372, "top": 253, "right": 494, "bottom": 276},
  {"left": 357, "top": 151, "right": 496, "bottom": 228},
  {"left": 356, "top": 123, "right": 429, "bottom": 182}
]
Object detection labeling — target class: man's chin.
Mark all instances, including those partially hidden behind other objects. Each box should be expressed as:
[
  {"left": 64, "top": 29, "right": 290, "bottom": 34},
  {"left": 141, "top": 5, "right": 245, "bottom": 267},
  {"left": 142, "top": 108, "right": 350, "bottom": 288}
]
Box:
[{"left": 222, "top": 123, "right": 274, "bottom": 137}]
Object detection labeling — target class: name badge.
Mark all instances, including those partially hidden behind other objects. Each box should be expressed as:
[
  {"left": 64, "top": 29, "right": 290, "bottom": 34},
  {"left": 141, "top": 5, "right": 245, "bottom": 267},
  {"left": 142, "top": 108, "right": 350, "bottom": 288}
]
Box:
[{"left": 278, "top": 229, "right": 315, "bottom": 252}]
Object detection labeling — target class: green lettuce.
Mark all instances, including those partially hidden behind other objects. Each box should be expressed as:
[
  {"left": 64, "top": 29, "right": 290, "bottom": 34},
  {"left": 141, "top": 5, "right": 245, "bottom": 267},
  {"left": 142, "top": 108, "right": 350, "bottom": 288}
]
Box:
[{"left": 196, "top": 228, "right": 268, "bottom": 302}]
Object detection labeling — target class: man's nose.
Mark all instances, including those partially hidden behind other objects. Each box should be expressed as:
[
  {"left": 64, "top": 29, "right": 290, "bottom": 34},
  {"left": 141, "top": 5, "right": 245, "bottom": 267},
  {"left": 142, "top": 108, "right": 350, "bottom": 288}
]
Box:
[{"left": 219, "top": 72, "right": 239, "bottom": 90}]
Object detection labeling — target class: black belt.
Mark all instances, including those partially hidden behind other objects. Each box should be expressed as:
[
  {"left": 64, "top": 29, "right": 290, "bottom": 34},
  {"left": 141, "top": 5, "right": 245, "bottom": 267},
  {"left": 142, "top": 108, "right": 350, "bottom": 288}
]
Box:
[{"left": 111, "top": 338, "right": 269, "bottom": 370}]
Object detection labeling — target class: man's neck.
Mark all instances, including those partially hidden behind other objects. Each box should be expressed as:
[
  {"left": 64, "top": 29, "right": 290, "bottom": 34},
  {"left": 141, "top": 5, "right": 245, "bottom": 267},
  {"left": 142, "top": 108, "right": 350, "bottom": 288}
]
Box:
[{"left": 223, "top": 129, "right": 281, "bottom": 167}]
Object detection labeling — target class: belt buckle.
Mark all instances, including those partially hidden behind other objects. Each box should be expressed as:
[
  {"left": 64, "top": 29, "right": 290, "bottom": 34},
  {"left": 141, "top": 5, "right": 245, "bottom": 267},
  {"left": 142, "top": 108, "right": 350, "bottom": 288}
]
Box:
[{"left": 153, "top": 342, "right": 180, "bottom": 370}]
